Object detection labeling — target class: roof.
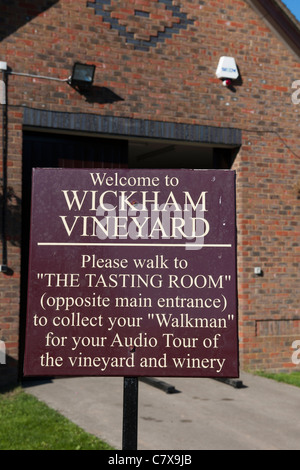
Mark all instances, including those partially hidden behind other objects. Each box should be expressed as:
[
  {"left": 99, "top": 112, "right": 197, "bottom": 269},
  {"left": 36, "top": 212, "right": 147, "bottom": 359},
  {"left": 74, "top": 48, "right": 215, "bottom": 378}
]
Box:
[
  {"left": 274, "top": 0, "right": 300, "bottom": 27},
  {"left": 247, "top": 0, "right": 300, "bottom": 56}
]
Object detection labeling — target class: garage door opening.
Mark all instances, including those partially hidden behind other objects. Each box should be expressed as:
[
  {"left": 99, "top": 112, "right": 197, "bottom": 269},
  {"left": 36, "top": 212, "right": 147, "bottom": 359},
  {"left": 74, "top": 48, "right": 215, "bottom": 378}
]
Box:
[{"left": 128, "top": 139, "right": 236, "bottom": 169}]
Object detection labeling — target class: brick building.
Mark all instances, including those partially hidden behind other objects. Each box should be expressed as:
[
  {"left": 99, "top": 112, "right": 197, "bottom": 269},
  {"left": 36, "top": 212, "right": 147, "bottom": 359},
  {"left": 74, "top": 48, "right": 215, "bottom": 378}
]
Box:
[{"left": 0, "top": 0, "right": 299, "bottom": 386}]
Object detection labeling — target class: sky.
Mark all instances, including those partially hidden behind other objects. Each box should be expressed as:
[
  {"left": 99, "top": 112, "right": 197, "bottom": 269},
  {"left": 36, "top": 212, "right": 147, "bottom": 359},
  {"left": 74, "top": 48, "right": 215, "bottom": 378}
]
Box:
[{"left": 281, "top": 0, "right": 300, "bottom": 21}]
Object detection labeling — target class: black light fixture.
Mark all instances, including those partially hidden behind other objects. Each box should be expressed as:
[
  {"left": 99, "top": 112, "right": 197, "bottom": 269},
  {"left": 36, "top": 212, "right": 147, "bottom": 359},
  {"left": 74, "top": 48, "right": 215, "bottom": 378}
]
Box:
[{"left": 69, "top": 62, "right": 96, "bottom": 87}]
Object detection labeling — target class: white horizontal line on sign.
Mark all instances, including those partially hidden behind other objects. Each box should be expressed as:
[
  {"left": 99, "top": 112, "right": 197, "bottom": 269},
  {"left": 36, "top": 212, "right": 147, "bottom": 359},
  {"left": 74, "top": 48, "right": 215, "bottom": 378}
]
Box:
[{"left": 37, "top": 242, "right": 232, "bottom": 248}]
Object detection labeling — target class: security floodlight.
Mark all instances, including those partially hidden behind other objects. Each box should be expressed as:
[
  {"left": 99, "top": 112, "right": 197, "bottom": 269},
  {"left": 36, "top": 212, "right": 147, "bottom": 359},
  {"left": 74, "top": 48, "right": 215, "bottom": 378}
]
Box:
[{"left": 69, "top": 62, "right": 95, "bottom": 87}]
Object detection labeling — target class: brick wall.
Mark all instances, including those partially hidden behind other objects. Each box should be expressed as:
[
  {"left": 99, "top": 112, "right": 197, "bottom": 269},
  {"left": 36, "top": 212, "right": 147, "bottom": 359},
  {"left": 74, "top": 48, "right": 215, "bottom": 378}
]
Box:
[
  {"left": 0, "top": 0, "right": 299, "bottom": 383},
  {"left": 236, "top": 131, "right": 300, "bottom": 371}
]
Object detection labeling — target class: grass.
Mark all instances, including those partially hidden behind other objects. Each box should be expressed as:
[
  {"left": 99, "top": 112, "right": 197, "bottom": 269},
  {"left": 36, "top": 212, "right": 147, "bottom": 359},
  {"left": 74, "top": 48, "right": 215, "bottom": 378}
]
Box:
[
  {"left": 0, "top": 387, "right": 115, "bottom": 450},
  {"left": 255, "top": 371, "right": 300, "bottom": 388}
]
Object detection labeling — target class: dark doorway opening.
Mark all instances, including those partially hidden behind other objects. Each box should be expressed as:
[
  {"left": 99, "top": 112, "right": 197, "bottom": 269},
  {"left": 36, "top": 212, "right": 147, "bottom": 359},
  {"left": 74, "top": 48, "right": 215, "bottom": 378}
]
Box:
[{"left": 128, "top": 140, "right": 236, "bottom": 169}]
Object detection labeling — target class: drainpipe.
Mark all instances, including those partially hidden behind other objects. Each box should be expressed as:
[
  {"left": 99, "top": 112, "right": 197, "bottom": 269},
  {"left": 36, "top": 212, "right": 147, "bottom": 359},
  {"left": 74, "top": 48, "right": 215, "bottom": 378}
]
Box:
[{"left": 0, "top": 61, "right": 8, "bottom": 274}]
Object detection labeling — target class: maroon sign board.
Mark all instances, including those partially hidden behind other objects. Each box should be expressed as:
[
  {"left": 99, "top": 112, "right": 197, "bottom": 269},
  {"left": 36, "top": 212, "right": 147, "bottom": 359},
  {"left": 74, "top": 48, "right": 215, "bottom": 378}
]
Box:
[{"left": 23, "top": 168, "right": 239, "bottom": 378}]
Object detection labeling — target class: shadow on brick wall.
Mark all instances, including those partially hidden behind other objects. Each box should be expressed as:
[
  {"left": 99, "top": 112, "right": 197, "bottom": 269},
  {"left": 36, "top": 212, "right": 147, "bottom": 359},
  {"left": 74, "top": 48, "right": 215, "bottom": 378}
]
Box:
[
  {"left": 0, "top": 0, "right": 59, "bottom": 41},
  {"left": 0, "top": 179, "right": 21, "bottom": 249},
  {"left": 75, "top": 85, "right": 124, "bottom": 105}
]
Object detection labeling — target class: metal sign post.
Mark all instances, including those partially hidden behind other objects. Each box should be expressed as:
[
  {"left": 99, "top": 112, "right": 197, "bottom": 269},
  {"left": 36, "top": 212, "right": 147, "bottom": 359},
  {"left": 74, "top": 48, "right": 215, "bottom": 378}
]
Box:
[{"left": 122, "top": 377, "right": 139, "bottom": 450}]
